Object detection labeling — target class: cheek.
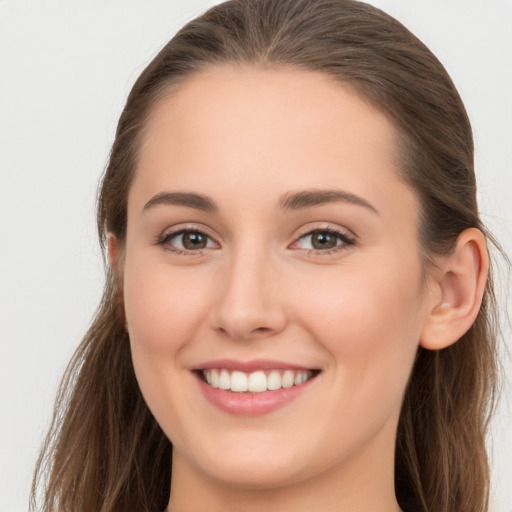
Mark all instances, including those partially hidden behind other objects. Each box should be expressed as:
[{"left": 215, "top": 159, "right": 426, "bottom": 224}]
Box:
[
  {"left": 123, "top": 251, "right": 211, "bottom": 360},
  {"left": 294, "top": 259, "right": 423, "bottom": 389},
  {"left": 122, "top": 250, "right": 215, "bottom": 432}
]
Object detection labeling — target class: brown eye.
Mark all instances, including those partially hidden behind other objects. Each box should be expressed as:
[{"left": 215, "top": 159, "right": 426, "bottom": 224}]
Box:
[
  {"left": 293, "top": 228, "right": 355, "bottom": 253},
  {"left": 181, "top": 231, "right": 208, "bottom": 250},
  {"left": 310, "top": 231, "right": 338, "bottom": 250},
  {"left": 160, "top": 229, "right": 217, "bottom": 253}
]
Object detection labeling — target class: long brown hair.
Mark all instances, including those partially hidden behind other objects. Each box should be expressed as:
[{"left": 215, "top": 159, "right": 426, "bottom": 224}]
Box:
[{"left": 31, "top": 1, "right": 501, "bottom": 511}]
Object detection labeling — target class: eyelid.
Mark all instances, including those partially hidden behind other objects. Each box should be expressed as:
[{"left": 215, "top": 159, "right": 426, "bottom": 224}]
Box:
[
  {"left": 155, "top": 222, "right": 356, "bottom": 256},
  {"left": 289, "top": 224, "right": 357, "bottom": 253},
  {"left": 293, "top": 223, "right": 356, "bottom": 240},
  {"left": 155, "top": 223, "right": 220, "bottom": 254}
]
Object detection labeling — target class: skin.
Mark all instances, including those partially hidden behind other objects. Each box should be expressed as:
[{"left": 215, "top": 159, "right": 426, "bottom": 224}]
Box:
[{"left": 110, "top": 65, "right": 488, "bottom": 512}]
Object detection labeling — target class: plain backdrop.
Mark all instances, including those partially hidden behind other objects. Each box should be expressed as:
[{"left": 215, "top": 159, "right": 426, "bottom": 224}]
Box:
[{"left": 0, "top": 1, "right": 511, "bottom": 511}]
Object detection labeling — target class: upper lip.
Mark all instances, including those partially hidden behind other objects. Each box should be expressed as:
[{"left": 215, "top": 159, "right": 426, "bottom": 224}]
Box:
[{"left": 193, "top": 359, "right": 318, "bottom": 372}]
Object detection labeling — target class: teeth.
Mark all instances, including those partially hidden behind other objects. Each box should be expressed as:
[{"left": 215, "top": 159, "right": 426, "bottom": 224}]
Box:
[
  {"left": 282, "top": 370, "right": 295, "bottom": 388},
  {"left": 202, "top": 368, "right": 314, "bottom": 393},
  {"left": 248, "top": 371, "right": 267, "bottom": 392},
  {"left": 218, "top": 369, "right": 230, "bottom": 390},
  {"left": 210, "top": 369, "right": 219, "bottom": 388},
  {"left": 231, "top": 371, "right": 248, "bottom": 392},
  {"left": 266, "top": 370, "right": 281, "bottom": 391},
  {"left": 294, "top": 371, "right": 308, "bottom": 385}
]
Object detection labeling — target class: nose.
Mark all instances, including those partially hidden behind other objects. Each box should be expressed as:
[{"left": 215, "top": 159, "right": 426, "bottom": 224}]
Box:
[{"left": 211, "top": 247, "right": 287, "bottom": 341}]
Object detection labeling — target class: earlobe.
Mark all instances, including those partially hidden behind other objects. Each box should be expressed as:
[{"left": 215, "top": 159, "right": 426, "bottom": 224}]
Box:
[{"left": 420, "top": 228, "right": 489, "bottom": 350}]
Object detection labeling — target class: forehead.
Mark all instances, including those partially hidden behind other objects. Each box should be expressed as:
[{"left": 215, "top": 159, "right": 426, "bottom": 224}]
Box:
[
  {"left": 141, "top": 65, "right": 396, "bottom": 166},
  {"left": 132, "top": 65, "right": 418, "bottom": 222}
]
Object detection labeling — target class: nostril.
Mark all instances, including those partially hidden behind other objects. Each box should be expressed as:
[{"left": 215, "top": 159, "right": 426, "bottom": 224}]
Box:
[{"left": 215, "top": 324, "right": 275, "bottom": 341}]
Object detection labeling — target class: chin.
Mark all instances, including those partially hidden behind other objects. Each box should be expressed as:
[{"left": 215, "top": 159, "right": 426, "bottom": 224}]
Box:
[
  {"left": 176, "top": 429, "right": 330, "bottom": 490},
  {"left": 200, "top": 456, "right": 307, "bottom": 490}
]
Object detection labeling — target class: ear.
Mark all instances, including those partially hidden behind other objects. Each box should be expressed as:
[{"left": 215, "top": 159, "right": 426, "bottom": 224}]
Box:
[{"left": 420, "top": 228, "right": 489, "bottom": 350}]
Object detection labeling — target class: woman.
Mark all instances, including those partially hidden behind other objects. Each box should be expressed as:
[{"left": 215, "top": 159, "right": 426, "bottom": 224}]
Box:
[{"left": 31, "top": 1, "right": 502, "bottom": 511}]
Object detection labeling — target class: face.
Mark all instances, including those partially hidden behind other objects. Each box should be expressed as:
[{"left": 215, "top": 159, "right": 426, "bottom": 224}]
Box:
[{"left": 121, "top": 66, "right": 430, "bottom": 490}]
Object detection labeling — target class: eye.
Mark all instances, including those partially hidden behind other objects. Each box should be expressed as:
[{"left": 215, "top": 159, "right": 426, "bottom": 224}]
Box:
[
  {"left": 292, "top": 228, "right": 355, "bottom": 253},
  {"left": 158, "top": 229, "right": 218, "bottom": 254}
]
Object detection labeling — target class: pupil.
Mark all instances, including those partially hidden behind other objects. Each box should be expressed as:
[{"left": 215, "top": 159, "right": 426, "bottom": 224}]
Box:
[
  {"left": 312, "top": 232, "right": 336, "bottom": 250},
  {"left": 183, "top": 232, "right": 206, "bottom": 250}
]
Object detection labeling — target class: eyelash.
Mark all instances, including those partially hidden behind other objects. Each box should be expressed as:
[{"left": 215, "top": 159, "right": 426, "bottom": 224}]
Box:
[
  {"left": 156, "top": 226, "right": 217, "bottom": 256},
  {"left": 156, "top": 226, "right": 356, "bottom": 256},
  {"left": 292, "top": 227, "right": 356, "bottom": 256}
]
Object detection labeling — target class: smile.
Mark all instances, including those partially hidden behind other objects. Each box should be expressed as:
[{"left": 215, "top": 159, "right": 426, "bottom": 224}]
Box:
[
  {"left": 200, "top": 368, "right": 317, "bottom": 393},
  {"left": 194, "top": 362, "right": 321, "bottom": 415}
]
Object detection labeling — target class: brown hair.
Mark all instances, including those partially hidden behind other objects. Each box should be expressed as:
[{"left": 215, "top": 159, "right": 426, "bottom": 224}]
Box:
[{"left": 31, "top": 1, "right": 501, "bottom": 511}]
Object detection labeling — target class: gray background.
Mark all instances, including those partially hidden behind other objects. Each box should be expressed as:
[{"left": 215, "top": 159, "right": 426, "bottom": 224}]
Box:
[{"left": 0, "top": 1, "right": 510, "bottom": 510}]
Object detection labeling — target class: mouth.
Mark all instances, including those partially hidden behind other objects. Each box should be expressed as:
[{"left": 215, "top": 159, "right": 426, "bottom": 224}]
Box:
[
  {"left": 195, "top": 368, "right": 321, "bottom": 393},
  {"left": 193, "top": 361, "right": 322, "bottom": 415}
]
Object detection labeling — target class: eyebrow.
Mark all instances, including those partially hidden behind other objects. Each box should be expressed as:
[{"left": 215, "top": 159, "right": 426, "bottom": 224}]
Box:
[
  {"left": 141, "top": 188, "right": 378, "bottom": 215},
  {"left": 279, "top": 189, "right": 379, "bottom": 214},
  {"left": 142, "top": 192, "right": 217, "bottom": 213}
]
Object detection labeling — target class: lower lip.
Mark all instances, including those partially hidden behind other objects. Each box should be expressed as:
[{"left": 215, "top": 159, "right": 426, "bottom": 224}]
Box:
[{"left": 195, "top": 374, "right": 316, "bottom": 416}]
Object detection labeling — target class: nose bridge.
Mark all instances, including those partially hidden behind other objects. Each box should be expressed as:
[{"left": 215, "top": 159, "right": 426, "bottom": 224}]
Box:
[{"left": 212, "top": 238, "right": 286, "bottom": 340}]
